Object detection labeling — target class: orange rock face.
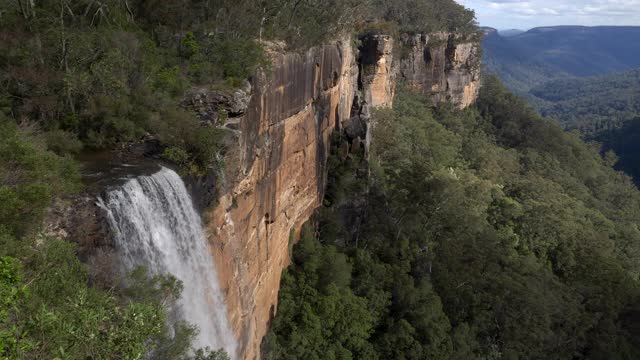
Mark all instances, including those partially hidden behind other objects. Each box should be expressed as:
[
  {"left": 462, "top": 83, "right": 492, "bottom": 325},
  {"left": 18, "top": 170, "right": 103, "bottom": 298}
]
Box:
[{"left": 206, "top": 40, "right": 358, "bottom": 360}]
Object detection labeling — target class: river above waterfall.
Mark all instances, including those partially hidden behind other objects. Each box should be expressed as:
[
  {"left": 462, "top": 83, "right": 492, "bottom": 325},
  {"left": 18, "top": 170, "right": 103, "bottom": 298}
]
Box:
[{"left": 77, "top": 150, "right": 163, "bottom": 192}]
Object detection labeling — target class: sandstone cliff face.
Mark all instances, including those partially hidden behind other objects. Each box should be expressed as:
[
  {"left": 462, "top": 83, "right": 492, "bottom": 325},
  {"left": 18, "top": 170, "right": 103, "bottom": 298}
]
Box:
[
  {"left": 399, "top": 33, "right": 481, "bottom": 108},
  {"left": 199, "top": 33, "right": 481, "bottom": 360},
  {"left": 205, "top": 39, "right": 358, "bottom": 360}
]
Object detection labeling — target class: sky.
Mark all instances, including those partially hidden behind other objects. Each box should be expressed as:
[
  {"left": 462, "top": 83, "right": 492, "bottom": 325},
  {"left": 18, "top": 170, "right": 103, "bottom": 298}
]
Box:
[{"left": 455, "top": 0, "right": 640, "bottom": 30}]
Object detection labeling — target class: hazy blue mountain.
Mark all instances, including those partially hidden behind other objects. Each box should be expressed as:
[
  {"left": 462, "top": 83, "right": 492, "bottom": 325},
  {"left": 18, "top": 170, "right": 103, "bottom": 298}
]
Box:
[
  {"left": 483, "top": 26, "right": 640, "bottom": 92},
  {"left": 498, "top": 29, "right": 525, "bottom": 37}
]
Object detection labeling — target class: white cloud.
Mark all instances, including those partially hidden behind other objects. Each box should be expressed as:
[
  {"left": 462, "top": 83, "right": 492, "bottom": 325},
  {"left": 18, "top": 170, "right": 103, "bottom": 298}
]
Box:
[{"left": 456, "top": 0, "right": 640, "bottom": 29}]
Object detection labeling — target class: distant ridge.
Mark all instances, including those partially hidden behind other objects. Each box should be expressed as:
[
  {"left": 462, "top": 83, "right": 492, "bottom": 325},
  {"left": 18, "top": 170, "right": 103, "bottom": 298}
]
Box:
[
  {"left": 483, "top": 25, "right": 640, "bottom": 92},
  {"left": 498, "top": 29, "right": 524, "bottom": 37},
  {"left": 481, "top": 26, "right": 497, "bottom": 34},
  {"left": 524, "top": 25, "right": 588, "bottom": 33},
  {"left": 523, "top": 25, "right": 640, "bottom": 34}
]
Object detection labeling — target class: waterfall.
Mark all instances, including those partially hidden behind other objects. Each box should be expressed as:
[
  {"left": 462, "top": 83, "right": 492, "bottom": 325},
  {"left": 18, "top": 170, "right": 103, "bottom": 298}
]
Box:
[{"left": 98, "top": 167, "right": 236, "bottom": 358}]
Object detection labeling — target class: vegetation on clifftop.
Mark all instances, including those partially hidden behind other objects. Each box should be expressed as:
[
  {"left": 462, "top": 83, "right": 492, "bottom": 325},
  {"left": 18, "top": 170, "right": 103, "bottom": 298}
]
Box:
[
  {"left": 365, "top": 0, "right": 478, "bottom": 37},
  {"left": 265, "top": 78, "right": 640, "bottom": 359},
  {"left": 0, "top": 0, "right": 477, "bottom": 174}
]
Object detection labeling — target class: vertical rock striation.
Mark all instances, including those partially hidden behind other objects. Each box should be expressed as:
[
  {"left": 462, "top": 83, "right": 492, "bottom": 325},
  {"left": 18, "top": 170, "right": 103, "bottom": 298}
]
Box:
[{"left": 205, "top": 39, "right": 359, "bottom": 360}]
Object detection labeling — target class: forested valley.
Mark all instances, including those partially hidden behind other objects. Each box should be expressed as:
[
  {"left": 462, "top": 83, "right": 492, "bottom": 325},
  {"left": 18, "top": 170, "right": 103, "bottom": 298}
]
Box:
[{"left": 527, "top": 70, "right": 640, "bottom": 188}]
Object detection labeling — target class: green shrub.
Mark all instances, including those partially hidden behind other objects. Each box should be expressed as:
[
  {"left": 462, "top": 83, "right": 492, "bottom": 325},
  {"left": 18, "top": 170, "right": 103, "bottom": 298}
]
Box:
[
  {"left": 212, "top": 39, "right": 269, "bottom": 88},
  {"left": 44, "top": 130, "right": 84, "bottom": 155},
  {"left": 182, "top": 32, "right": 201, "bottom": 59},
  {"left": 1, "top": 239, "right": 165, "bottom": 359},
  {"left": 0, "top": 120, "right": 80, "bottom": 237},
  {"left": 152, "top": 107, "right": 228, "bottom": 175},
  {"left": 163, "top": 146, "right": 191, "bottom": 167},
  {"left": 155, "top": 66, "right": 190, "bottom": 96}
]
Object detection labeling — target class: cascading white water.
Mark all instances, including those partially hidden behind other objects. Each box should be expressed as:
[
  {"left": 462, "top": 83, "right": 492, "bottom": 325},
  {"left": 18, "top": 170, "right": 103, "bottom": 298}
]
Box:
[{"left": 98, "top": 167, "right": 236, "bottom": 358}]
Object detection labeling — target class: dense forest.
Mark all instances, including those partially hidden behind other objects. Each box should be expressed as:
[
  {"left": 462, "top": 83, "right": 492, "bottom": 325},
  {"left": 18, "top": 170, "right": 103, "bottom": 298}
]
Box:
[
  {"left": 503, "top": 69, "right": 640, "bottom": 187},
  {"left": 526, "top": 70, "right": 640, "bottom": 182},
  {"left": 265, "top": 77, "right": 640, "bottom": 359},
  {"left": 527, "top": 68, "right": 640, "bottom": 136},
  {"left": 0, "top": 0, "right": 477, "bottom": 358}
]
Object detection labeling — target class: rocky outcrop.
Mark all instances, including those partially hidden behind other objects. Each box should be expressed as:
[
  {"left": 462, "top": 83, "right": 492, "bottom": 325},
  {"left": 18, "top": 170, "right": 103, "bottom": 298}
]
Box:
[
  {"left": 189, "top": 32, "right": 481, "bottom": 360},
  {"left": 185, "top": 83, "right": 252, "bottom": 128},
  {"left": 360, "top": 34, "right": 396, "bottom": 110},
  {"left": 399, "top": 33, "right": 481, "bottom": 108},
  {"left": 353, "top": 33, "right": 480, "bottom": 155},
  {"left": 43, "top": 196, "right": 111, "bottom": 260}
]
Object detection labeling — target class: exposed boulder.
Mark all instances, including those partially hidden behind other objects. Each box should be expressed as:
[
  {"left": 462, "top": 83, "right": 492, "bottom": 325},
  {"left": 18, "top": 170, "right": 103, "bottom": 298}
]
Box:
[{"left": 184, "top": 81, "right": 252, "bottom": 125}]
